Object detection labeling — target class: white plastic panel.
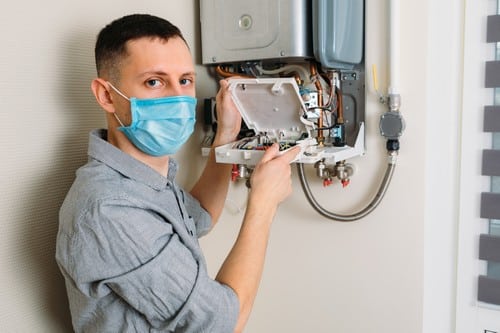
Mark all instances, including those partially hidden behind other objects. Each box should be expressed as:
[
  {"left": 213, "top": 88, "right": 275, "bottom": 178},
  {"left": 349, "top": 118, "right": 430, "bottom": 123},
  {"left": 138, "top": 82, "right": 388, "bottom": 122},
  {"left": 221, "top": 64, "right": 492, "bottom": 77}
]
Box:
[
  {"left": 229, "top": 78, "right": 307, "bottom": 136},
  {"left": 214, "top": 78, "right": 365, "bottom": 165}
]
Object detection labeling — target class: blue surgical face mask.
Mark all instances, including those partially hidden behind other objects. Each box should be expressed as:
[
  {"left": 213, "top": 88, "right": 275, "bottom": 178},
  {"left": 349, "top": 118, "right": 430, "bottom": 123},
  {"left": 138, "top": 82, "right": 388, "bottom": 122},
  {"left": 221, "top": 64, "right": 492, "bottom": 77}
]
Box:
[{"left": 108, "top": 82, "right": 197, "bottom": 156}]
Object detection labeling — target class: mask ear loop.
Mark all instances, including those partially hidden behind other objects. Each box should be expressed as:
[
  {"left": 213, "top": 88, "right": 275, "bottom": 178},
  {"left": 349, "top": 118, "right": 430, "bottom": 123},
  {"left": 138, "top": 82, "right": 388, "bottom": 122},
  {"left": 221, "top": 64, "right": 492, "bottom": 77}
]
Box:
[
  {"left": 107, "top": 82, "right": 130, "bottom": 100},
  {"left": 113, "top": 112, "right": 126, "bottom": 127},
  {"left": 107, "top": 82, "right": 129, "bottom": 127}
]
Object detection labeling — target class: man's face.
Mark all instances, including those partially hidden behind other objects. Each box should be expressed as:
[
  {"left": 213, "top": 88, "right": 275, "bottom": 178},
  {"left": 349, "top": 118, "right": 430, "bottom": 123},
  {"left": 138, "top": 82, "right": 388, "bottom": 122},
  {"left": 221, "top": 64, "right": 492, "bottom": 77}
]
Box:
[{"left": 111, "top": 36, "right": 196, "bottom": 124}]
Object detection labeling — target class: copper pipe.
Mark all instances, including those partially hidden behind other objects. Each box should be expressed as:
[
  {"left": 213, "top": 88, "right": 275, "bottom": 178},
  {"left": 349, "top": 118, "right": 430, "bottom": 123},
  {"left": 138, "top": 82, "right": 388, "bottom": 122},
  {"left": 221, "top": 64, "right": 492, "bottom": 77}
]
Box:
[
  {"left": 215, "top": 65, "right": 253, "bottom": 78},
  {"left": 310, "top": 63, "right": 324, "bottom": 145},
  {"left": 282, "top": 71, "right": 303, "bottom": 86},
  {"left": 336, "top": 88, "right": 344, "bottom": 124}
]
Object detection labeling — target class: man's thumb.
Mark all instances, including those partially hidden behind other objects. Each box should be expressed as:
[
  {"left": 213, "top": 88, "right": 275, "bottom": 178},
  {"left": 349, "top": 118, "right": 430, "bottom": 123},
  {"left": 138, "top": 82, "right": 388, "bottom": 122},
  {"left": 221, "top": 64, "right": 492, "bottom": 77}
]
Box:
[{"left": 259, "top": 143, "right": 280, "bottom": 164}]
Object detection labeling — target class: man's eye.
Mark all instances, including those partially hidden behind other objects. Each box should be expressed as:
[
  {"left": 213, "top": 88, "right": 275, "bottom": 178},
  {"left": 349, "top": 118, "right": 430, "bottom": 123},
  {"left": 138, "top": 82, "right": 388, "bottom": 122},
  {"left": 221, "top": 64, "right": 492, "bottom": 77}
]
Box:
[
  {"left": 180, "top": 78, "right": 193, "bottom": 86},
  {"left": 146, "top": 79, "right": 162, "bottom": 88}
]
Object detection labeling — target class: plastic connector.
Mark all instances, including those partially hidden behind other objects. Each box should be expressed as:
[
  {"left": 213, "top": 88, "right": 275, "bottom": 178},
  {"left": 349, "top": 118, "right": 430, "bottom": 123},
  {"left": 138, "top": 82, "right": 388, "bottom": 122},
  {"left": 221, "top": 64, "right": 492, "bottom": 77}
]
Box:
[
  {"left": 386, "top": 139, "right": 400, "bottom": 152},
  {"left": 231, "top": 164, "right": 240, "bottom": 182},
  {"left": 341, "top": 179, "right": 350, "bottom": 188},
  {"left": 332, "top": 123, "right": 346, "bottom": 147}
]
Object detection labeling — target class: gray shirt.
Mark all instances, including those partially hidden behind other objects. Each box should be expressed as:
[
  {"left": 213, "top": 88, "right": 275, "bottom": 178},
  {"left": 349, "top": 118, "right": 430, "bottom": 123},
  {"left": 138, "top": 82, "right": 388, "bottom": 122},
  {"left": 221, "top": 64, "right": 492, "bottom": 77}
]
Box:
[{"left": 56, "top": 129, "right": 239, "bottom": 332}]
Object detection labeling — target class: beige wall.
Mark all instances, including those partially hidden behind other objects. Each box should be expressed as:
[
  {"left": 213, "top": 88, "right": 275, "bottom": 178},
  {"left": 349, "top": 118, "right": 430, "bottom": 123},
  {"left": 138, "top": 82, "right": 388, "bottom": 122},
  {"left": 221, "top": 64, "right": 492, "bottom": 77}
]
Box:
[{"left": 0, "top": 0, "right": 449, "bottom": 332}]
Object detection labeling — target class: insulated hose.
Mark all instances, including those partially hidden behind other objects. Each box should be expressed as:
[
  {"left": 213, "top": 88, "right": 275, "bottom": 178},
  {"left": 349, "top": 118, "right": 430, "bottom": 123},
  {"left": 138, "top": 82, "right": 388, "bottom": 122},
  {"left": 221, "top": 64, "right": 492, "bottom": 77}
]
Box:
[{"left": 296, "top": 152, "right": 397, "bottom": 222}]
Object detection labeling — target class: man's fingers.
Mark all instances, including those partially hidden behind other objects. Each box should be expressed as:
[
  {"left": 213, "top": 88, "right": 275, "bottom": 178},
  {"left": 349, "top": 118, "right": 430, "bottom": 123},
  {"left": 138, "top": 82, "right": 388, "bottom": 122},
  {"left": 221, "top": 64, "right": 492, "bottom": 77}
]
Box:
[
  {"left": 259, "top": 144, "right": 302, "bottom": 165},
  {"left": 279, "top": 145, "right": 301, "bottom": 164},
  {"left": 259, "top": 143, "right": 280, "bottom": 164}
]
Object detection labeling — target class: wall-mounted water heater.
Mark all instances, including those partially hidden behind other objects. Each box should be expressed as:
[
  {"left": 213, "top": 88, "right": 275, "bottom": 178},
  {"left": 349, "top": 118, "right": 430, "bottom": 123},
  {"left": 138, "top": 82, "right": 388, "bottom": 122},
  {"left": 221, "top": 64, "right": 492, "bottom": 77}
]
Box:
[{"left": 200, "top": 0, "right": 404, "bottom": 221}]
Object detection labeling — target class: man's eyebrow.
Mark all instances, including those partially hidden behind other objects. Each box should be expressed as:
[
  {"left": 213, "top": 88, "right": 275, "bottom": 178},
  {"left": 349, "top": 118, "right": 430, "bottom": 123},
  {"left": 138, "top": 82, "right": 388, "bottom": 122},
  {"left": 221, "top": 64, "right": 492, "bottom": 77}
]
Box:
[
  {"left": 181, "top": 71, "right": 197, "bottom": 77},
  {"left": 137, "top": 70, "right": 196, "bottom": 78}
]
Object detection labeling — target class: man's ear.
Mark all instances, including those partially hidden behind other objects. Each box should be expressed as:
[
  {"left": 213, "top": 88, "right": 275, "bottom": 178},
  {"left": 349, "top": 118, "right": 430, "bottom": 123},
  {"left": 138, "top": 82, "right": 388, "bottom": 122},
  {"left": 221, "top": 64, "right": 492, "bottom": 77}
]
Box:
[{"left": 91, "top": 78, "right": 115, "bottom": 114}]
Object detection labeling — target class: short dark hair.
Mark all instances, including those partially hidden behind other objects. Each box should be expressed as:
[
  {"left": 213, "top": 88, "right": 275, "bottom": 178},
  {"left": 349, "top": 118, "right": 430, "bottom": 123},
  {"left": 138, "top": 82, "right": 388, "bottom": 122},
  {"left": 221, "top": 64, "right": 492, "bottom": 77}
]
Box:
[{"left": 95, "top": 14, "right": 187, "bottom": 81}]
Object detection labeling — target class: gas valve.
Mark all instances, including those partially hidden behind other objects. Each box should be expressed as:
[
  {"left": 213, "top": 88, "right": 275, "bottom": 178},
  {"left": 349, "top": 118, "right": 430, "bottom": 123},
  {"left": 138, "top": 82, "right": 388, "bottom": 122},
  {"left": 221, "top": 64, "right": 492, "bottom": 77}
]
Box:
[
  {"left": 334, "top": 161, "right": 354, "bottom": 187},
  {"left": 323, "top": 178, "right": 333, "bottom": 187},
  {"left": 231, "top": 164, "right": 251, "bottom": 182},
  {"left": 314, "top": 159, "right": 355, "bottom": 188}
]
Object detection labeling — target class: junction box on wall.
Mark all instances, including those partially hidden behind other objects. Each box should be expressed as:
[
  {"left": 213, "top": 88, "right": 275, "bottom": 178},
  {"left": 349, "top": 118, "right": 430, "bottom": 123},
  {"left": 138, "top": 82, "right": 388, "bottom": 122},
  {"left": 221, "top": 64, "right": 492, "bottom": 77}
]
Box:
[{"left": 200, "top": 0, "right": 404, "bottom": 221}]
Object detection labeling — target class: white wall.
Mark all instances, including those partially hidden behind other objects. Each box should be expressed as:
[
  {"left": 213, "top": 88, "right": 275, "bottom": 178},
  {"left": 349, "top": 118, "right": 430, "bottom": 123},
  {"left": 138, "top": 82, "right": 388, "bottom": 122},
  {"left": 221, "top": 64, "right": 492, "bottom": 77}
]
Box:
[
  {"left": 423, "top": 0, "right": 464, "bottom": 331},
  {"left": 0, "top": 0, "right": 470, "bottom": 332}
]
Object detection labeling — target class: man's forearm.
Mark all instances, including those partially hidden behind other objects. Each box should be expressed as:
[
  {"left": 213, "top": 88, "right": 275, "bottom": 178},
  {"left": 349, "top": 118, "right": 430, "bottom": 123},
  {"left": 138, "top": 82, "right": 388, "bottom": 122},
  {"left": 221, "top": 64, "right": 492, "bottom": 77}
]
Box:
[
  {"left": 214, "top": 197, "right": 276, "bottom": 333},
  {"left": 189, "top": 144, "right": 232, "bottom": 224}
]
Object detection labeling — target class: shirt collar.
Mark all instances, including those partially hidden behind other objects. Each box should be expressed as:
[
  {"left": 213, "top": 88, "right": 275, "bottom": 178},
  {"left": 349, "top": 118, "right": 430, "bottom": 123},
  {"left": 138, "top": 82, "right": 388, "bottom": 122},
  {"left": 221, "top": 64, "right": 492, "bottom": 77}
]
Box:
[{"left": 88, "top": 129, "right": 178, "bottom": 190}]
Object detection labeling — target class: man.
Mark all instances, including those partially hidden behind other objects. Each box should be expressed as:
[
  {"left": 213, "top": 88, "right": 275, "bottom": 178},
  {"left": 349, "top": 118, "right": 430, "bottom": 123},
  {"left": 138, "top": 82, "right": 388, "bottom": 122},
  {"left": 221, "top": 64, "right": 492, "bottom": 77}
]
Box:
[{"left": 56, "top": 14, "right": 300, "bottom": 333}]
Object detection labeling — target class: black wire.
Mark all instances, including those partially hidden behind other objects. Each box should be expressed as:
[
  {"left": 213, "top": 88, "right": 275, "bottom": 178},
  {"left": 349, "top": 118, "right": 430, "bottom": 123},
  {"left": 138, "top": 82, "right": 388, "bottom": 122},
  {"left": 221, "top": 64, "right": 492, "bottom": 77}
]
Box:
[{"left": 316, "top": 124, "right": 337, "bottom": 131}]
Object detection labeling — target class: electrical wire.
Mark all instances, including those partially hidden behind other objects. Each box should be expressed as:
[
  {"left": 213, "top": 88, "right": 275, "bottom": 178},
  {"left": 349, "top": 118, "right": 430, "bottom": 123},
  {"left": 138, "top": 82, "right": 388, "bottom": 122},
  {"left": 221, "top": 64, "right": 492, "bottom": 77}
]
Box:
[{"left": 255, "top": 64, "right": 310, "bottom": 83}]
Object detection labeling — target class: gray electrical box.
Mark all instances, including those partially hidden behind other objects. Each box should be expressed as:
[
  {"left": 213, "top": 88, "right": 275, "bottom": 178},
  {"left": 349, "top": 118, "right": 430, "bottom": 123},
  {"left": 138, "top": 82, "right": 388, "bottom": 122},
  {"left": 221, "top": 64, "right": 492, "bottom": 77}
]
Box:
[
  {"left": 200, "top": 0, "right": 313, "bottom": 64},
  {"left": 313, "top": 0, "right": 364, "bottom": 69}
]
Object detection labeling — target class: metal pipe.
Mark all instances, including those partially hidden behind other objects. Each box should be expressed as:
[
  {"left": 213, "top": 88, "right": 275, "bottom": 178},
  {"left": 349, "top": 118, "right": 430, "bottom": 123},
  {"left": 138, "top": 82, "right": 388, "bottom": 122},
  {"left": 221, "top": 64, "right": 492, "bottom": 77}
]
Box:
[
  {"left": 310, "top": 62, "right": 325, "bottom": 145},
  {"left": 335, "top": 87, "right": 344, "bottom": 124},
  {"left": 296, "top": 152, "right": 397, "bottom": 222}
]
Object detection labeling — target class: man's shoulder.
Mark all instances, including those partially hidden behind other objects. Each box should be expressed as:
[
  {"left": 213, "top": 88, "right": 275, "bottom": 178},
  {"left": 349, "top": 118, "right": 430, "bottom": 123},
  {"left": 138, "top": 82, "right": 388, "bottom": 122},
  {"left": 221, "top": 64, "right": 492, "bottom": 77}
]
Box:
[
  {"left": 59, "top": 160, "right": 125, "bottom": 228},
  {"left": 74, "top": 160, "right": 121, "bottom": 199}
]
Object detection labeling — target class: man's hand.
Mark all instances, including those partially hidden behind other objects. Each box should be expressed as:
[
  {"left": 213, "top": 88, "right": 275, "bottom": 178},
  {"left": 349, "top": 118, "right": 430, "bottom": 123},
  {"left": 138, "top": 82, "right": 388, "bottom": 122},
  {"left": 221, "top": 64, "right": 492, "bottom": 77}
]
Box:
[
  {"left": 213, "top": 79, "right": 242, "bottom": 146},
  {"left": 248, "top": 144, "right": 301, "bottom": 210}
]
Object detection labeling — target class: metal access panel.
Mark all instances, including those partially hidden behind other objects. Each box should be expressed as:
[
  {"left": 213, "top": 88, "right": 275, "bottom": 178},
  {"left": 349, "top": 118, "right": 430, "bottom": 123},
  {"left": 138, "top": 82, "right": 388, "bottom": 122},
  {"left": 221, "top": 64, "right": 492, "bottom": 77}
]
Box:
[{"left": 200, "top": 0, "right": 313, "bottom": 64}]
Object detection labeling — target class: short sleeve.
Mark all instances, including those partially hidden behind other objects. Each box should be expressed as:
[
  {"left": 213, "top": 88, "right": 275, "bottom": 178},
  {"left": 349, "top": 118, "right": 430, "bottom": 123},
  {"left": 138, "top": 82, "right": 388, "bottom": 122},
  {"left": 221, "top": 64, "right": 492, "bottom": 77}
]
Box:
[{"left": 65, "top": 198, "right": 239, "bottom": 332}]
